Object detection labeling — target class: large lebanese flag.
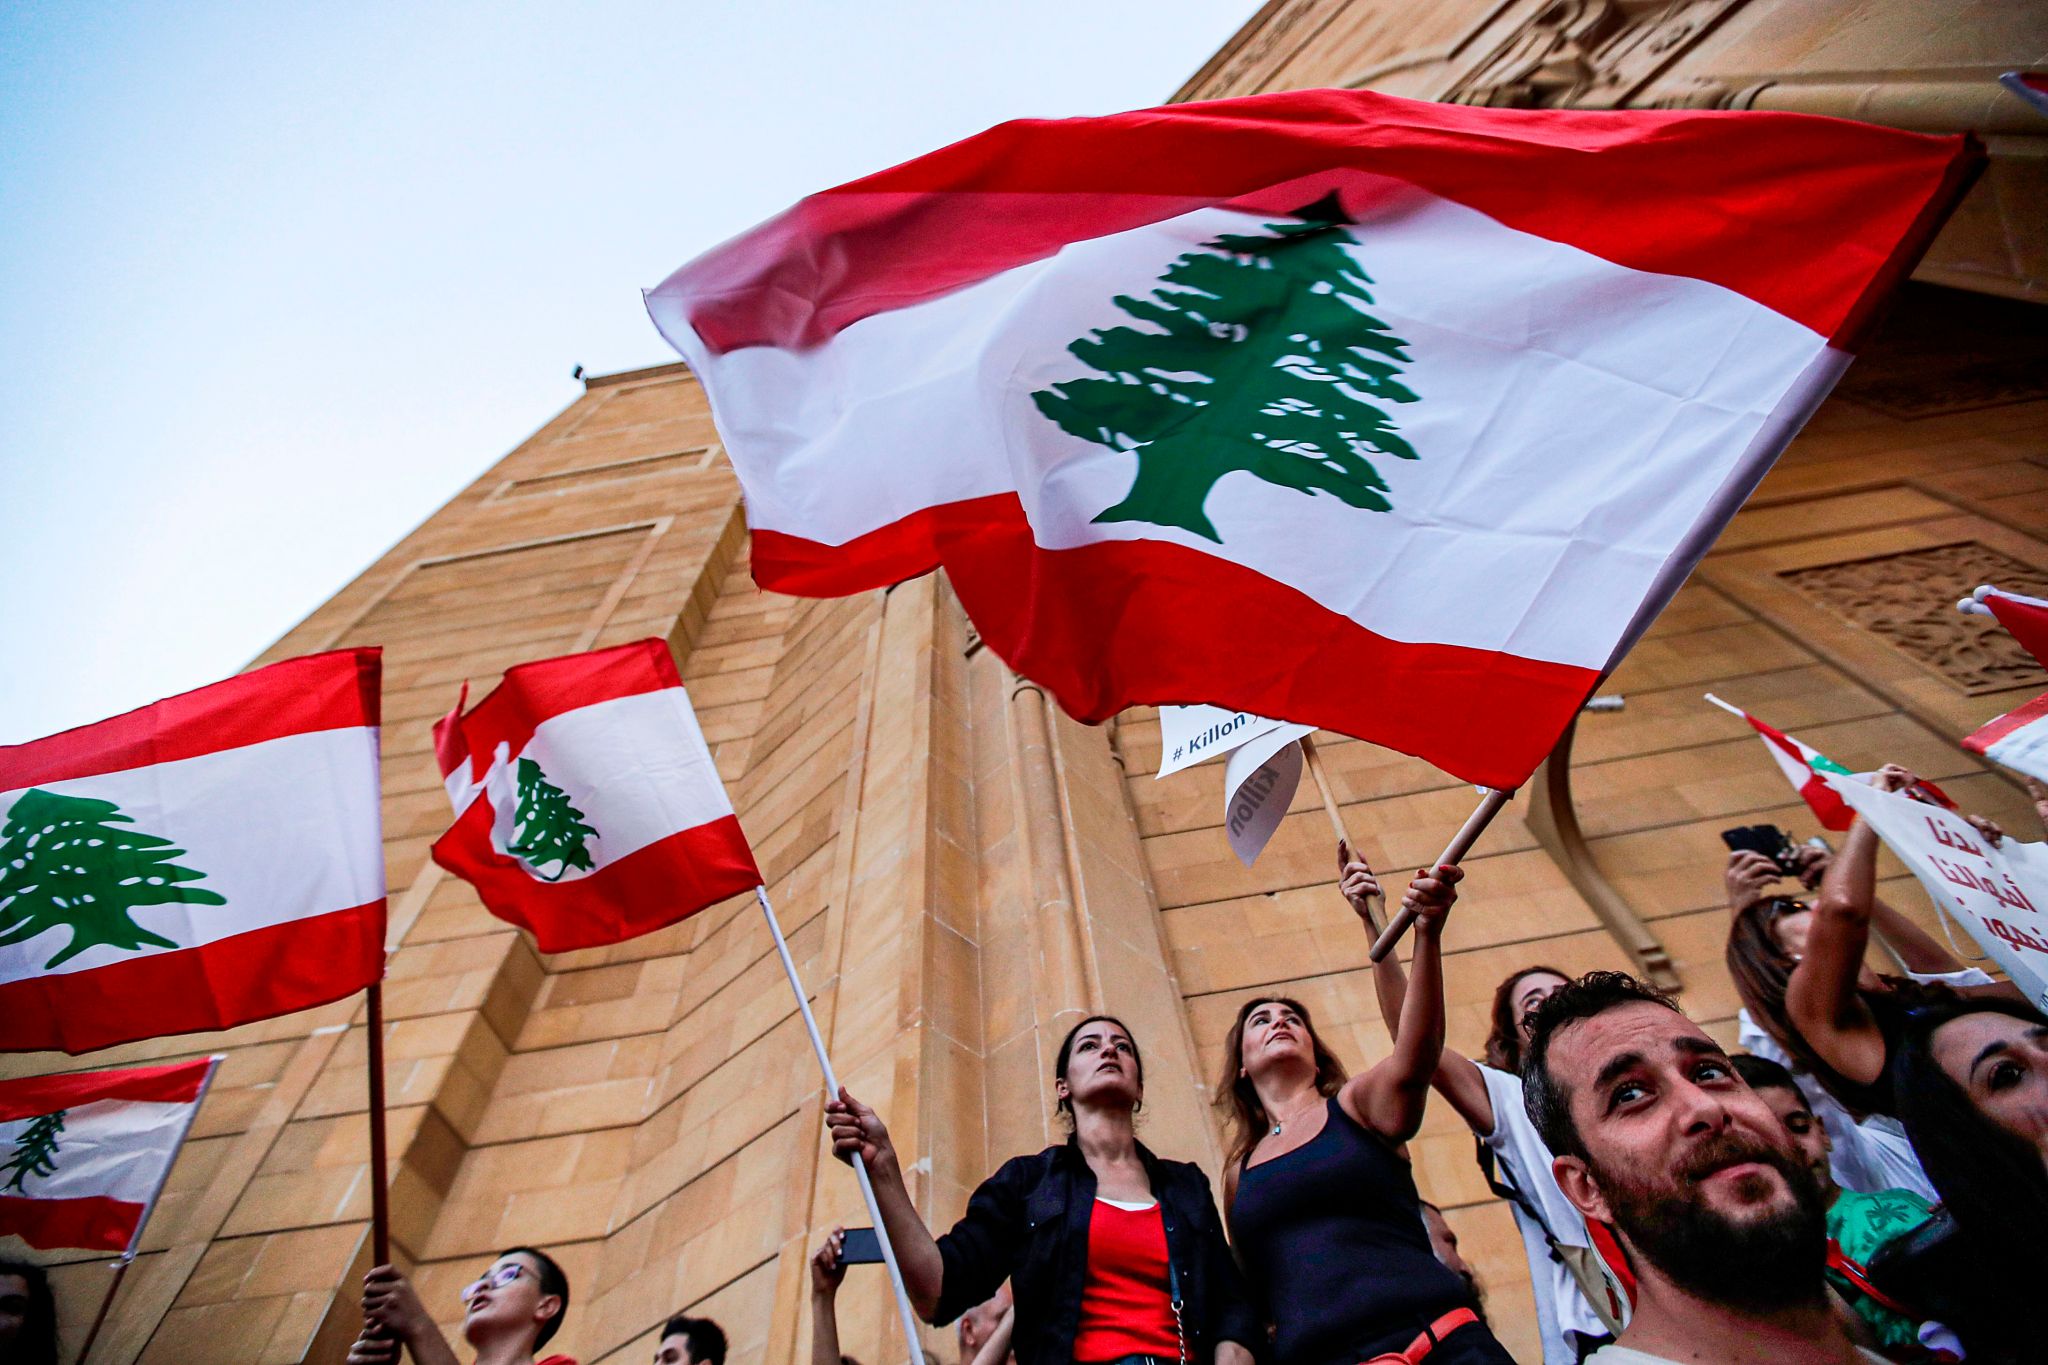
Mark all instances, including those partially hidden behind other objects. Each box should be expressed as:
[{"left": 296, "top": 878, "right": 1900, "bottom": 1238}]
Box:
[
  {"left": 647, "top": 89, "right": 1975, "bottom": 788},
  {"left": 0, "top": 1057, "right": 216, "bottom": 1253},
  {"left": 431, "top": 640, "right": 761, "bottom": 953},
  {"left": 0, "top": 651, "right": 386, "bottom": 1054}
]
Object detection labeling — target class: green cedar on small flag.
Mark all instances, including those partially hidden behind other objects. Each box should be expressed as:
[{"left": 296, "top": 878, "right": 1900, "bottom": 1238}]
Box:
[
  {"left": 433, "top": 640, "right": 761, "bottom": 953},
  {"left": 507, "top": 758, "right": 599, "bottom": 882},
  {"left": 0, "top": 1056, "right": 218, "bottom": 1254},
  {"left": 1707, "top": 695, "right": 1955, "bottom": 831},
  {"left": 0, "top": 649, "right": 386, "bottom": 1055},
  {"left": 0, "top": 789, "right": 227, "bottom": 970}
]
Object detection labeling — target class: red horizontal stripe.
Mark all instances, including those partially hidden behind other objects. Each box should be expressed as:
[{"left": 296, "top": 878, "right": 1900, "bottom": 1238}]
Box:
[
  {"left": 0, "top": 1193, "right": 142, "bottom": 1254},
  {"left": 1965, "top": 690, "right": 2048, "bottom": 755},
  {"left": 0, "top": 648, "right": 383, "bottom": 790},
  {"left": 0, "top": 901, "right": 385, "bottom": 1056},
  {"left": 0, "top": 1056, "right": 212, "bottom": 1121},
  {"left": 448, "top": 639, "right": 682, "bottom": 785},
  {"left": 753, "top": 495, "right": 1595, "bottom": 789},
  {"left": 660, "top": 89, "right": 1974, "bottom": 351},
  {"left": 434, "top": 810, "right": 760, "bottom": 954}
]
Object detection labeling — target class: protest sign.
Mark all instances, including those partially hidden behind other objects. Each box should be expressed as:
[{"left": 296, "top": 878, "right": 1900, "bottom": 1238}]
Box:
[
  {"left": 1832, "top": 778, "right": 2048, "bottom": 1012},
  {"left": 1157, "top": 705, "right": 1311, "bottom": 779}
]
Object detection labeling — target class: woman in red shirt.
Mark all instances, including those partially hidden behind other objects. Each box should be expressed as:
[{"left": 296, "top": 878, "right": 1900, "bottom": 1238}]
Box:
[{"left": 827, "top": 1015, "right": 1260, "bottom": 1365}]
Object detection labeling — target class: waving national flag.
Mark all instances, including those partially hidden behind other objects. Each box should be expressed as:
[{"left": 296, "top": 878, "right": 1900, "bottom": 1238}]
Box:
[
  {"left": 647, "top": 89, "right": 1975, "bottom": 789},
  {"left": 0, "top": 651, "right": 387, "bottom": 1054},
  {"left": 0, "top": 1056, "right": 216, "bottom": 1253},
  {"left": 1708, "top": 695, "right": 1955, "bottom": 830},
  {"left": 431, "top": 640, "right": 760, "bottom": 953}
]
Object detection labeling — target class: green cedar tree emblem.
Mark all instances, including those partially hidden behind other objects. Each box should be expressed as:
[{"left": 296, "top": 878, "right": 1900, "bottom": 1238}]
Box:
[
  {"left": 506, "top": 758, "right": 598, "bottom": 882},
  {"left": 1032, "top": 193, "right": 1420, "bottom": 544},
  {"left": 0, "top": 789, "right": 226, "bottom": 970},
  {"left": 1, "top": 1110, "right": 65, "bottom": 1192}
]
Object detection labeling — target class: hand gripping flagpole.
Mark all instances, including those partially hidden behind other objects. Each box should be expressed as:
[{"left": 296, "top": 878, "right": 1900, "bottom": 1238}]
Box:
[
  {"left": 1369, "top": 787, "right": 1515, "bottom": 961},
  {"left": 76, "top": 1055, "right": 224, "bottom": 1365},
  {"left": 756, "top": 885, "right": 926, "bottom": 1365}
]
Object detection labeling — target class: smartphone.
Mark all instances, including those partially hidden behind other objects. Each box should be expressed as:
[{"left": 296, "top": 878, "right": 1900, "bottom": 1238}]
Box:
[
  {"left": 1721, "top": 823, "right": 1799, "bottom": 874},
  {"left": 839, "top": 1227, "right": 884, "bottom": 1265}
]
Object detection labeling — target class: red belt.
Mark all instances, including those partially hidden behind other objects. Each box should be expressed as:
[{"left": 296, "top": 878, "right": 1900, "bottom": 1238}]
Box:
[{"left": 1359, "top": 1308, "right": 1480, "bottom": 1365}]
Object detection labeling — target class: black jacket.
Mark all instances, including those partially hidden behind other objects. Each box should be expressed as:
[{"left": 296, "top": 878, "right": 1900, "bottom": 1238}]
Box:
[{"left": 932, "top": 1140, "right": 1262, "bottom": 1365}]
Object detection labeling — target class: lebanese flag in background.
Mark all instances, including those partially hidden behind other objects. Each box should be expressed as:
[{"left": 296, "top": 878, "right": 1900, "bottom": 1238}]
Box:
[
  {"left": 431, "top": 640, "right": 761, "bottom": 953},
  {"left": 0, "top": 651, "right": 386, "bottom": 1055},
  {"left": 1709, "top": 694, "right": 1958, "bottom": 830},
  {"left": 647, "top": 89, "right": 1976, "bottom": 788},
  {"left": 1960, "top": 585, "right": 2048, "bottom": 783},
  {"left": 0, "top": 1056, "right": 216, "bottom": 1253}
]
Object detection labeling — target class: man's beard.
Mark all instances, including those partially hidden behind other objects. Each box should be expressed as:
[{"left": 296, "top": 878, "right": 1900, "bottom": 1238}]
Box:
[{"left": 1591, "top": 1130, "right": 1828, "bottom": 1312}]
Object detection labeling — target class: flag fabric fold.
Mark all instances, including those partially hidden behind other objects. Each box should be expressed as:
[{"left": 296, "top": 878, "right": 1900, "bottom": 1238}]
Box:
[
  {"left": 0, "top": 1056, "right": 217, "bottom": 1253},
  {"left": 1956, "top": 585, "right": 2048, "bottom": 784},
  {"left": 0, "top": 650, "right": 387, "bottom": 1054},
  {"left": 648, "top": 88, "right": 1977, "bottom": 788},
  {"left": 431, "top": 640, "right": 761, "bottom": 953}
]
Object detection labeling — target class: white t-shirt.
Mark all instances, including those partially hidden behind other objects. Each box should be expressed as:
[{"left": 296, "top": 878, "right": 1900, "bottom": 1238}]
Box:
[
  {"left": 1585, "top": 1346, "right": 1887, "bottom": 1365},
  {"left": 1478, "top": 1064, "right": 1613, "bottom": 1360}
]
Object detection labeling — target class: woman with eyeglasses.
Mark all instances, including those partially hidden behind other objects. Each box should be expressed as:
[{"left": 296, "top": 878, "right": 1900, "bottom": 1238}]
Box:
[
  {"left": 825, "top": 1015, "right": 1261, "bottom": 1365},
  {"left": 1724, "top": 764, "right": 2019, "bottom": 1194},
  {"left": 348, "top": 1247, "right": 574, "bottom": 1365}
]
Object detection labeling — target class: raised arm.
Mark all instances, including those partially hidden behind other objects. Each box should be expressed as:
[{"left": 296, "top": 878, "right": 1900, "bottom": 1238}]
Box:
[
  {"left": 1785, "top": 773, "right": 1905, "bottom": 1087},
  {"left": 1343, "top": 864, "right": 1462, "bottom": 1142},
  {"left": 1346, "top": 843, "right": 1494, "bottom": 1138},
  {"left": 810, "top": 1229, "right": 847, "bottom": 1365},
  {"left": 357, "top": 1266, "right": 460, "bottom": 1365},
  {"left": 825, "top": 1088, "right": 945, "bottom": 1318}
]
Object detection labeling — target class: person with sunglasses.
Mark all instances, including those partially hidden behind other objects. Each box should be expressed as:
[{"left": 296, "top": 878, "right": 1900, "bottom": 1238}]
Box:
[{"left": 347, "top": 1247, "right": 574, "bottom": 1365}]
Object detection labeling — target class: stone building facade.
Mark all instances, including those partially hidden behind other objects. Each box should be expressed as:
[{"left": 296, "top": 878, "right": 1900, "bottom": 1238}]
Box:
[{"left": 7, "top": 3, "right": 2046, "bottom": 1362}]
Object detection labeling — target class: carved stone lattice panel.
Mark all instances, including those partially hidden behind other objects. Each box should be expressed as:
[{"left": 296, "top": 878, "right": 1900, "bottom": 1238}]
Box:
[
  {"left": 1780, "top": 543, "right": 2048, "bottom": 695},
  {"left": 1444, "top": 0, "right": 1750, "bottom": 109}
]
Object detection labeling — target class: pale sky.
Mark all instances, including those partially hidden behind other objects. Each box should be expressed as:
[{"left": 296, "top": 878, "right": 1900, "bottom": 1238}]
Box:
[{"left": 0, "top": 1, "right": 1260, "bottom": 743}]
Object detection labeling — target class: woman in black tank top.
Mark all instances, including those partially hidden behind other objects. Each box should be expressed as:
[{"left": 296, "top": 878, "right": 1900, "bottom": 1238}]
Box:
[{"left": 1223, "top": 860, "right": 1514, "bottom": 1365}]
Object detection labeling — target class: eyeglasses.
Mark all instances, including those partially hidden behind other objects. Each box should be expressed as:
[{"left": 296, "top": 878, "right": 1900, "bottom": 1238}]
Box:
[{"left": 459, "top": 1263, "right": 527, "bottom": 1305}]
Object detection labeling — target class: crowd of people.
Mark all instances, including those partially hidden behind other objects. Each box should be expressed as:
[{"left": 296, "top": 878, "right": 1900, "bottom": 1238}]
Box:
[{"left": 280, "top": 766, "right": 2033, "bottom": 1365}]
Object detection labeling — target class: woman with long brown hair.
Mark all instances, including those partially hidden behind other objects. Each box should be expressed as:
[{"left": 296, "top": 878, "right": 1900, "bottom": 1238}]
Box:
[
  {"left": 825, "top": 1015, "right": 1258, "bottom": 1365},
  {"left": 1220, "top": 860, "right": 1514, "bottom": 1365},
  {"left": 1725, "top": 764, "right": 2019, "bottom": 1199}
]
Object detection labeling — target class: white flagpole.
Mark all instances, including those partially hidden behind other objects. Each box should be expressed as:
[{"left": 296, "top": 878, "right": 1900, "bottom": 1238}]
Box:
[
  {"left": 77, "top": 1054, "right": 224, "bottom": 1365},
  {"left": 756, "top": 886, "right": 926, "bottom": 1365}
]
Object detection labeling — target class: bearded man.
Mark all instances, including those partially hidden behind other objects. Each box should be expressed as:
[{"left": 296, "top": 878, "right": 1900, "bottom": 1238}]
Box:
[{"left": 1521, "top": 972, "right": 1882, "bottom": 1365}]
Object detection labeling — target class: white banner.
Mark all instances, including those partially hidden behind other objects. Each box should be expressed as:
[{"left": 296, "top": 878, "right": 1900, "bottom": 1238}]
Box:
[
  {"left": 1223, "top": 727, "right": 1307, "bottom": 867},
  {"left": 1157, "top": 705, "right": 1313, "bottom": 779},
  {"left": 1832, "top": 778, "right": 2048, "bottom": 1012}
]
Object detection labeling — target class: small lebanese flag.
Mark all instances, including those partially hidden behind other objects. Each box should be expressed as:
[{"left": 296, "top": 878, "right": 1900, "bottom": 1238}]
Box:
[
  {"left": 0, "top": 1056, "right": 217, "bottom": 1253},
  {"left": 1961, "top": 584, "right": 2048, "bottom": 667},
  {"left": 1965, "top": 692, "right": 2048, "bottom": 789},
  {"left": 647, "top": 89, "right": 1976, "bottom": 789},
  {"left": 0, "top": 651, "right": 387, "bottom": 1054},
  {"left": 2002, "top": 72, "right": 2048, "bottom": 118},
  {"left": 431, "top": 640, "right": 761, "bottom": 952},
  {"left": 1708, "top": 694, "right": 1956, "bottom": 830}
]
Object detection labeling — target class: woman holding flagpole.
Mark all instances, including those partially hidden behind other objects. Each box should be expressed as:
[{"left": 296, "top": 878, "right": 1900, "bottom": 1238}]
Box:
[
  {"left": 1219, "top": 862, "right": 1516, "bottom": 1365},
  {"left": 825, "top": 1016, "right": 1261, "bottom": 1365}
]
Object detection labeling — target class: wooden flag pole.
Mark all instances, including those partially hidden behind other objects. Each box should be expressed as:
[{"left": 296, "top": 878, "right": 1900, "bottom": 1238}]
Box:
[
  {"left": 1369, "top": 787, "right": 1515, "bottom": 961},
  {"left": 366, "top": 982, "right": 392, "bottom": 1269},
  {"left": 755, "top": 886, "right": 926, "bottom": 1365},
  {"left": 73, "top": 1257, "right": 132, "bottom": 1365},
  {"left": 1298, "top": 735, "right": 1385, "bottom": 934},
  {"left": 77, "top": 1054, "right": 222, "bottom": 1364}
]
